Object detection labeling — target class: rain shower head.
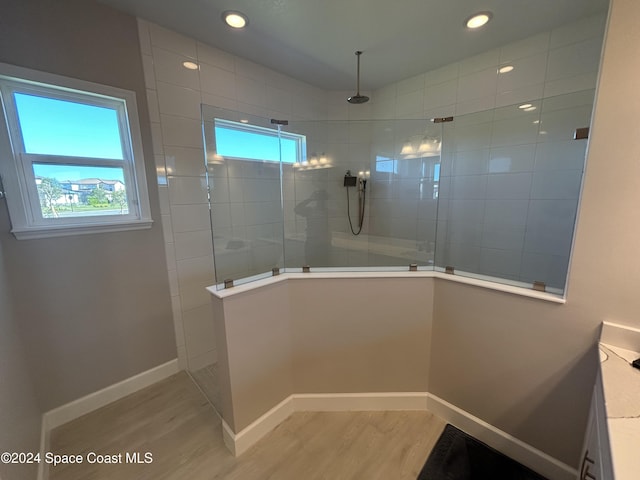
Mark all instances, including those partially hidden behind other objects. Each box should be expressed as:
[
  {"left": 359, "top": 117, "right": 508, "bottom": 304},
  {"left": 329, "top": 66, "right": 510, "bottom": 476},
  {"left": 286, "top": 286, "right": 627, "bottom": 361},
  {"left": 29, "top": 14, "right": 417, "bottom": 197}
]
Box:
[
  {"left": 347, "top": 51, "right": 370, "bottom": 104},
  {"left": 347, "top": 94, "right": 370, "bottom": 104}
]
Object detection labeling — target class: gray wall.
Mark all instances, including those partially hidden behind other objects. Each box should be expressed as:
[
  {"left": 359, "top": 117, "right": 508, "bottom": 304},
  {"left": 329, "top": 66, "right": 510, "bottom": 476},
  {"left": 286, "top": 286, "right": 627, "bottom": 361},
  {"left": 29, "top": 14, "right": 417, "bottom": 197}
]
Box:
[
  {"left": 0, "top": 0, "right": 176, "bottom": 411},
  {"left": 289, "top": 278, "right": 432, "bottom": 394},
  {"left": 0, "top": 209, "right": 41, "bottom": 480},
  {"left": 213, "top": 277, "right": 433, "bottom": 432},
  {"left": 431, "top": 282, "right": 598, "bottom": 466},
  {"left": 214, "top": 283, "right": 293, "bottom": 432}
]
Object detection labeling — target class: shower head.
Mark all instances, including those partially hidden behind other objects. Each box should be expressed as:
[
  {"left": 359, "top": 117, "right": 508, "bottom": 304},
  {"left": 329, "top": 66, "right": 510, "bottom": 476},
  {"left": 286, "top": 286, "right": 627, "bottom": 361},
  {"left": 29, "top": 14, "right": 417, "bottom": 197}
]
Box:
[
  {"left": 347, "top": 94, "right": 370, "bottom": 104},
  {"left": 347, "top": 51, "right": 370, "bottom": 104}
]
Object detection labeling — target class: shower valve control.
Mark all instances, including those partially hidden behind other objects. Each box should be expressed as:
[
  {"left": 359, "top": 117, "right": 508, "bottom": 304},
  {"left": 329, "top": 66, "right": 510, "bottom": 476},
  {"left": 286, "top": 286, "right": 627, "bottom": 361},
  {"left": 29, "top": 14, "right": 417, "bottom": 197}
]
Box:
[{"left": 344, "top": 171, "right": 357, "bottom": 187}]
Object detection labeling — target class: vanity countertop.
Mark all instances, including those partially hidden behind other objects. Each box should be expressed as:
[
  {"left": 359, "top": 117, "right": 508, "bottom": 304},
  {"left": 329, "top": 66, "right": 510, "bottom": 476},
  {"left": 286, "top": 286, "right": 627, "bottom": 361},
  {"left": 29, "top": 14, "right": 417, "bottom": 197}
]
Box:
[{"left": 599, "top": 342, "right": 640, "bottom": 479}]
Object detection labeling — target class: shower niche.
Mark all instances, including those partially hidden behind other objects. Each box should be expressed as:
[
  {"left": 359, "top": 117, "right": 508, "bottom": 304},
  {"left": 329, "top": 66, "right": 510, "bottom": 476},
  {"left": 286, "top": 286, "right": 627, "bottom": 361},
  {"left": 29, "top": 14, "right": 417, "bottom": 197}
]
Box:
[{"left": 203, "top": 89, "right": 593, "bottom": 296}]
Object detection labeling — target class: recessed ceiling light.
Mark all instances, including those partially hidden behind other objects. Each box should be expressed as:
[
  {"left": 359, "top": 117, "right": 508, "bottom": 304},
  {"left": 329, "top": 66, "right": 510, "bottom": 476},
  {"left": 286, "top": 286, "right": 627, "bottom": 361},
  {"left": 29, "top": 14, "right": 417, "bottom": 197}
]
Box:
[
  {"left": 465, "top": 12, "right": 492, "bottom": 29},
  {"left": 222, "top": 11, "right": 248, "bottom": 29},
  {"left": 533, "top": 120, "right": 540, "bottom": 124},
  {"left": 524, "top": 106, "right": 537, "bottom": 112},
  {"left": 240, "top": 119, "right": 249, "bottom": 124},
  {"left": 182, "top": 61, "right": 199, "bottom": 70},
  {"left": 518, "top": 103, "right": 533, "bottom": 109},
  {"left": 498, "top": 65, "right": 514, "bottom": 74}
]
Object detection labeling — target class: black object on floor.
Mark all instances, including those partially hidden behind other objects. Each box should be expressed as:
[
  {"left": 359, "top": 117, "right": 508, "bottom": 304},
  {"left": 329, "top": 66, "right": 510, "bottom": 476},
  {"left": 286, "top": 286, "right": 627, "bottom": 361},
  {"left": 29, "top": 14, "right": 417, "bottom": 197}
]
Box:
[{"left": 417, "top": 424, "right": 548, "bottom": 480}]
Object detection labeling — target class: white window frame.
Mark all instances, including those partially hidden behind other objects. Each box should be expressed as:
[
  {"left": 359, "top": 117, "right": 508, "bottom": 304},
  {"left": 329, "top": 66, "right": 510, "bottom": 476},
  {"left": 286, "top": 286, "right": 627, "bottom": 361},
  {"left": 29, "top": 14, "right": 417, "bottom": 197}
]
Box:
[
  {"left": 0, "top": 62, "right": 152, "bottom": 239},
  {"left": 213, "top": 118, "right": 305, "bottom": 164}
]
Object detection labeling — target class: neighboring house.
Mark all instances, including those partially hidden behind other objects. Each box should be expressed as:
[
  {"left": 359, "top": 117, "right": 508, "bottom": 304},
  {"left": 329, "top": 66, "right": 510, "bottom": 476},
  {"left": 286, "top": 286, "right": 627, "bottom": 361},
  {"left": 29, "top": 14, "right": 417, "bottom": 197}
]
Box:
[
  {"left": 62, "top": 178, "right": 125, "bottom": 204},
  {"left": 35, "top": 176, "right": 125, "bottom": 205}
]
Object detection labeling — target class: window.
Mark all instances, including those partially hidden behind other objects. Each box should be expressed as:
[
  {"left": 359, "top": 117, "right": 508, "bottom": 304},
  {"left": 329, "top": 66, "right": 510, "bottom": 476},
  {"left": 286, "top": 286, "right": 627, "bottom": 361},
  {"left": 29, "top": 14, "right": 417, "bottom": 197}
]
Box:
[
  {"left": 214, "top": 118, "right": 304, "bottom": 164},
  {"left": 0, "top": 63, "right": 152, "bottom": 239},
  {"left": 375, "top": 155, "right": 398, "bottom": 174}
]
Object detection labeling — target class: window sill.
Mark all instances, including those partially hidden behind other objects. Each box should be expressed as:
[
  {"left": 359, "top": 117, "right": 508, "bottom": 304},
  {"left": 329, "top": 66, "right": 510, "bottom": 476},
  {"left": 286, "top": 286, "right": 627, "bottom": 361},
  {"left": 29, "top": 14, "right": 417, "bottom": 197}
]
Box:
[{"left": 12, "top": 219, "right": 153, "bottom": 240}]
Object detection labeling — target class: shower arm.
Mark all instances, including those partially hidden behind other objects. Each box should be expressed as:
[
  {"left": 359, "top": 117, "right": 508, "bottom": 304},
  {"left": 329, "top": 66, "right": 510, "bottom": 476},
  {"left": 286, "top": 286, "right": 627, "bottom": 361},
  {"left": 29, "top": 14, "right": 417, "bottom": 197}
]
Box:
[{"left": 355, "top": 51, "right": 363, "bottom": 96}]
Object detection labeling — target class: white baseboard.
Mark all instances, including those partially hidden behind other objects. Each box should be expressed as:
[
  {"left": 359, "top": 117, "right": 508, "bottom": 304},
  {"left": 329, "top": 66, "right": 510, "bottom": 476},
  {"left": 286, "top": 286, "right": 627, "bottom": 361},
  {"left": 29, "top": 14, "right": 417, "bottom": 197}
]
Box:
[
  {"left": 222, "top": 392, "right": 428, "bottom": 457},
  {"left": 222, "top": 396, "right": 295, "bottom": 457},
  {"left": 39, "top": 359, "right": 179, "bottom": 478},
  {"left": 293, "top": 392, "right": 429, "bottom": 412},
  {"left": 43, "top": 359, "right": 179, "bottom": 431},
  {"left": 426, "top": 393, "right": 577, "bottom": 480}
]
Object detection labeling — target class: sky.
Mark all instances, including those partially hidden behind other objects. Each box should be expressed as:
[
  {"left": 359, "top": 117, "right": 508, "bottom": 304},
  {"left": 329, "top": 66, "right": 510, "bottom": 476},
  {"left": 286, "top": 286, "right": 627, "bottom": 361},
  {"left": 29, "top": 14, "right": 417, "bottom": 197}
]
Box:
[
  {"left": 15, "top": 92, "right": 126, "bottom": 181},
  {"left": 214, "top": 123, "right": 299, "bottom": 163},
  {"left": 32, "top": 164, "right": 125, "bottom": 182}
]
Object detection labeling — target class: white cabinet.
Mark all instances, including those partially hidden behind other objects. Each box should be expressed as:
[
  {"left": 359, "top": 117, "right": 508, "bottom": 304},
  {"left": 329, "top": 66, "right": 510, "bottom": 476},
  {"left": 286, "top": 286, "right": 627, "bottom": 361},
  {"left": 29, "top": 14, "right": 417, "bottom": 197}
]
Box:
[{"left": 579, "top": 370, "right": 614, "bottom": 480}]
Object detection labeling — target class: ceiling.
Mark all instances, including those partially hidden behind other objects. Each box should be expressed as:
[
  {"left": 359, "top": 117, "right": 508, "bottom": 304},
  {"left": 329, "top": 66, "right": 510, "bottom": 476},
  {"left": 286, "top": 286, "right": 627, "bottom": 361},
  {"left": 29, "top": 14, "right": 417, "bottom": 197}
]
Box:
[{"left": 97, "top": 0, "right": 609, "bottom": 91}]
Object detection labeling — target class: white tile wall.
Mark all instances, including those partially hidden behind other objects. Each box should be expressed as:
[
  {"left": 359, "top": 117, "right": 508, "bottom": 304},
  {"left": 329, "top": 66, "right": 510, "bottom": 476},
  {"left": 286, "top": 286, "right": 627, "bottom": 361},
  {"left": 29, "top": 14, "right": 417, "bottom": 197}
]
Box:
[
  {"left": 483, "top": 200, "right": 530, "bottom": 228},
  {"left": 152, "top": 48, "right": 200, "bottom": 90},
  {"left": 424, "top": 80, "right": 458, "bottom": 110},
  {"left": 167, "top": 176, "right": 208, "bottom": 205},
  {"left": 481, "top": 226, "right": 525, "bottom": 252},
  {"left": 170, "top": 204, "right": 210, "bottom": 232},
  {"left": 148, "top": 23, "right": 197, "bottom": 58},
  {"left": 164, "top": 145, "right": 206, "bottom": 177},
  {"left": 156, "top": 82, "right": 201, "bottom": 119},
  {"left": 549, "top": 13, "right": 607, "bottom": 48},
  {"left": 138, "top": 18, "right": 330, "bottom": 374},
  {"left": 496, "top": 53, "right": 547, "bottom": 94},
  {"left": 499, "top": 32, "right": 550, "bottom": 64},
  {"left": 457, "top": 67, "right": 498, "bottom": 103},
  {"left": 488, "top": 145, "right": 536, "bottom": 173},
  {"left": 479, "top": 248, "right": 523, "bottom": 278},
  {"left": 160, "top": 115, "right": 203, "bottom": 148},
  {"left": 369, "top": 12, "right": 605, "bottom": 121}
]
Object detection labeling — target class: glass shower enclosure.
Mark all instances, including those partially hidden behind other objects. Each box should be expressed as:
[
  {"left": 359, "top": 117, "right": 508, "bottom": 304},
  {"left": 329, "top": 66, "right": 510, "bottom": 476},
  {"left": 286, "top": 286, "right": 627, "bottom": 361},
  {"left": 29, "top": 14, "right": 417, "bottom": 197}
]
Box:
[
  {"left": 203, "top": 89, "right": 592, "bottom": 296},
  {"left": 203, "top": 106, "right": 442, "bottom": 285}
]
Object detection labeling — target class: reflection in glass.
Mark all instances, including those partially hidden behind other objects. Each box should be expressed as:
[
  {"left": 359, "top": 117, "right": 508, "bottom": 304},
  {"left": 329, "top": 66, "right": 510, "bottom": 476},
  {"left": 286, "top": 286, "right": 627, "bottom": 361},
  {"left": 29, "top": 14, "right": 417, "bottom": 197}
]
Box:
[{"left": 294, "top": 189, "right": 330, "bottom": 265}]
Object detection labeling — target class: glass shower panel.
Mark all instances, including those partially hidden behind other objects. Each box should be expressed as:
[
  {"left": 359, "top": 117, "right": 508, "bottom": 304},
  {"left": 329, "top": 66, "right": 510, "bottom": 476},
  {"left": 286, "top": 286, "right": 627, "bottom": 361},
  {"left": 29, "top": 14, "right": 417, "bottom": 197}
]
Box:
[
  {"left": 202, "top": 106, "right": 285, "bottom": 288},
  {"left": 521, "top": 90, "right": 593, "bottom": 290},
  {"left": 436, "top": 90, "right": 593, "bottom": 293},
  {"left": 283, "top": 118, "right": 441, "bottom": 270}
]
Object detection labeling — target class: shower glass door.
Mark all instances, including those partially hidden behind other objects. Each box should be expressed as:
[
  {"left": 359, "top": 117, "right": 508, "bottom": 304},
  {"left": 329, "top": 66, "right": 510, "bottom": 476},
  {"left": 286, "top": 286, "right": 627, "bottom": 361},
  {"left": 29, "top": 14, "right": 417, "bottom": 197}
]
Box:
[{"left": 203, "top": 106, "right": 286, "bottom": 288}]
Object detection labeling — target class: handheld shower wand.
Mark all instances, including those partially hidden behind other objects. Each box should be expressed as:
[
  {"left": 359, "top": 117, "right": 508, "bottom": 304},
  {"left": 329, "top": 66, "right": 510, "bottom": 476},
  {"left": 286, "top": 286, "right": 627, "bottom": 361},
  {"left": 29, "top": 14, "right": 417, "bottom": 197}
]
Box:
[
  {"left": 357, "top": 178, "right": 367, "bottom": 229},
  {"left": 344, "top": 170, "right": 367, "bottom": 235}
]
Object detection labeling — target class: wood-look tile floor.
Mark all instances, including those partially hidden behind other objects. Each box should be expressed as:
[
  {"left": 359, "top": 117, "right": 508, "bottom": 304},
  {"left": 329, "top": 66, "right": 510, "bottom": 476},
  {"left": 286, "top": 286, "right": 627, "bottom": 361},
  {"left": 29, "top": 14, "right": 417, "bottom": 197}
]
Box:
[{"left": 48, "top": 372, "right": 446, "bottom": 480}]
